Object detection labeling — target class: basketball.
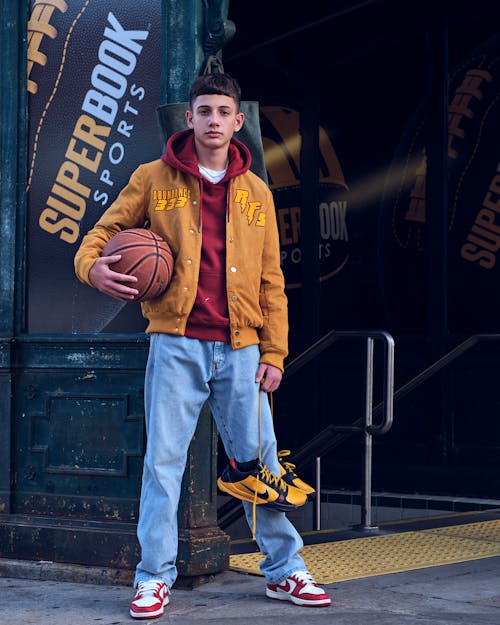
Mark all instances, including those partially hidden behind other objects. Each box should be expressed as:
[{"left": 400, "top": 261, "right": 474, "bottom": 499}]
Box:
[{"left": 102, "top": 229, "right": 174, "bottom": 302}]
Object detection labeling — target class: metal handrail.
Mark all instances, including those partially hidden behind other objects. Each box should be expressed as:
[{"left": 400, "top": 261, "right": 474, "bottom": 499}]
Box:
[
  {"left": 281, "top": 332, "right": 500, "bottom": 529},
  {"left": 271, "top": 333, "right": 500, "bottom": 479},
  {"left": 285, "top": 330, "right": 394, "bottom": 435},
  {"left": 326, "top": 332, "right": 394, "bottom": 529},
  {"left": 286, "top": 330, "right": 394, "bottom": 530}
]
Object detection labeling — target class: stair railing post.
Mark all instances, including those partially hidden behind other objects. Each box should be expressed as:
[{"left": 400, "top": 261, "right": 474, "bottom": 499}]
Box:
[
  {"left": 315, "top": 456, "right": 321, "bottom": 530},
  {"left": 359, "top": 337, "right": 378, "bottom": 531}
]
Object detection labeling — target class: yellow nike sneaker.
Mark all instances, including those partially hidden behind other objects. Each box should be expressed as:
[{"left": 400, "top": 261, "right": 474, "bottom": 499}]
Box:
[
  {"left": 278, "top": 450, "right": 316, "bottom": 497},
  {"left": 217, "top": 458, "right": 307, "bottom": 511}
]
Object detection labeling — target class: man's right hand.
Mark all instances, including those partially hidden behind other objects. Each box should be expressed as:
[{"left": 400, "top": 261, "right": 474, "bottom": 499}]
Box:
[{"left": 89, "top": 256, "right": 139, "bottom": 301}]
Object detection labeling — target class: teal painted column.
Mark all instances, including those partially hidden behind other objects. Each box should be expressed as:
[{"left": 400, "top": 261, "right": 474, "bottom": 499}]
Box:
[
  {"left": 162, "top": 0, "right": 205, "bottom": 102},
  {"left": 0, "top": 0, "right": 26, "bottom": 514}
]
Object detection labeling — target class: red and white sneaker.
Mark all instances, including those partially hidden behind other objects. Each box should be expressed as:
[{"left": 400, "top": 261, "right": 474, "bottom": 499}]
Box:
[
  {"left": 266, "top": 570, "right": 331, "bottom": 607},
  {"left": 130, "top": 580, "right": 169, "bottom": 619}
]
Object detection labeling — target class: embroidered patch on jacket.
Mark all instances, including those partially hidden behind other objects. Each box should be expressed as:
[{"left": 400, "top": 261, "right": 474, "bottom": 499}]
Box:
[
  {"left": 153, "top": 187, "right": 190, "bottom": 211},
  {"left": 234, "top": 189, "right": 266, "bottom": 226}
]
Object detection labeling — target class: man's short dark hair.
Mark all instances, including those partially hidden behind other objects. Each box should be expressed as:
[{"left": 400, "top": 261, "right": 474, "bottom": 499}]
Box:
[{"left": 189, "top": 73, "right": 241, "bottom": 109}]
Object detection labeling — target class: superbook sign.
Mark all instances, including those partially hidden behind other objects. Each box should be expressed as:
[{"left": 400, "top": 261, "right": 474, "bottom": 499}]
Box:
[{"left": 27, "top": 0, "right": 161, "bottom": 333}]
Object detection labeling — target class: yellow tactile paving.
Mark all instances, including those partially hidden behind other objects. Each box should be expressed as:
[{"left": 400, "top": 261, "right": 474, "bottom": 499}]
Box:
[{"left": 229, "top": 519, "right": 500, "bottom": 584}]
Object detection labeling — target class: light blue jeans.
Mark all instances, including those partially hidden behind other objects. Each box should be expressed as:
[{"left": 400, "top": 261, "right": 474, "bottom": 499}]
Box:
[{"left": 134, "top": 334, "right": 305, "bottom": 588}]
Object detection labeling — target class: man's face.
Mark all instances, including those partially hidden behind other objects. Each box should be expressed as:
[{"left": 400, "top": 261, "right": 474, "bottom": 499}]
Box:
[{"left": 186, "top": 94, "right": 244, "bottom": 151}]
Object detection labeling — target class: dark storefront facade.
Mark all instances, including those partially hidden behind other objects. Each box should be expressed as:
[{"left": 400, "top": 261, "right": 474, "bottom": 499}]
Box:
[{"left": 1, "top": 0, "right": 500, "bottom": 573}]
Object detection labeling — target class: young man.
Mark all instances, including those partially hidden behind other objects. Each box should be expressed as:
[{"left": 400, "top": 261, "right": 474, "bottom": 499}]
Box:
[{"left": 74, "top": 73, "right": 331, "bottom": 619}]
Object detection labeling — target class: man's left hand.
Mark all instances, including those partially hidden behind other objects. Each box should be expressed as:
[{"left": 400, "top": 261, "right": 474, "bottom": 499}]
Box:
[{"left": 255, "top": 363, "right": 282, "bottom": 393}]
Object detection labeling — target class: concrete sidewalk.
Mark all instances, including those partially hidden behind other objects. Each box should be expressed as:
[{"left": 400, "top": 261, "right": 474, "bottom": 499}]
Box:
[{"left": 2, "top": 556, "right": 500, "bottom": 625}]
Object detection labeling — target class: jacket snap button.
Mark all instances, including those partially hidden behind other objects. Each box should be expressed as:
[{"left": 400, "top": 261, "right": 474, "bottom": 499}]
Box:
[{"left": 230, "top": 266, "right": 236, "bottom": 273}]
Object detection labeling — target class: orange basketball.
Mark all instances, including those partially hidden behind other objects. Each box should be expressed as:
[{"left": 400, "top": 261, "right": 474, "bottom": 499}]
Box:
[{"left": 102, "top": 229, "right": 174, "bottom": 302}]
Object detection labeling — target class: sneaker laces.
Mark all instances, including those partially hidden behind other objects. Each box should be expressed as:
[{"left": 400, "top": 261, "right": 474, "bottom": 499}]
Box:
[
  {"left": 290, "top": 570, "right": 318, "bottom": 586},
  {"left": 258, "top": 463, "right": 289, "bottom": 492},
  {"left": 250, "top": 462, "right": 290, "bottom": 540},
  {"left": 136, "top": 580, "right": 163, "bottom": 597},
  {"left": 250, "top": 392, "right": 290, "bottom": 540},
  {"left": 278, "top": 449, "right": 298, "bottom": 476},
  {"left": 251, "top": 391, "right": 263, "bottom": 540}
]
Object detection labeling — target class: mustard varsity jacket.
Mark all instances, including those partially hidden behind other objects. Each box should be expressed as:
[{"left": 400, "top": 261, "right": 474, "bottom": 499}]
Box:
[{"left": 74, "top": 158, "right": 289, "bottom": 371}]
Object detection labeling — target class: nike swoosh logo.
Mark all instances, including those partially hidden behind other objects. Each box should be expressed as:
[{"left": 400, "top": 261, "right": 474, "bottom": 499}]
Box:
[{"left": 240, "top": 483, "right": 270, "bottom": 500}]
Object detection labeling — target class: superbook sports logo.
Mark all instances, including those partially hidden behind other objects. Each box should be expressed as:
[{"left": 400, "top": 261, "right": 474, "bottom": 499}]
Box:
[
  {"left": 260, "top": 106, "right": 350, "bottom": 287},
  {"left": 28, "top": 5, "right": 150, "bottom": 244}
]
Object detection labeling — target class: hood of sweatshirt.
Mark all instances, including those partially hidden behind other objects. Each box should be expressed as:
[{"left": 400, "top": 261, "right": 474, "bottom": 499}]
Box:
[{"left": 161, "top": 128, "right": 251, "bottom": 182}]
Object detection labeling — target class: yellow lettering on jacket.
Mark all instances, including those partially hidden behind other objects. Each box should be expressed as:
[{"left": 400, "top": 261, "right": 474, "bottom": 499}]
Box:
[
  {"left": 234, "top": 188, "right": 265, "bottom": 226},
  {"left": 153, "top": 187, "right": 190, "bottom": 210}
]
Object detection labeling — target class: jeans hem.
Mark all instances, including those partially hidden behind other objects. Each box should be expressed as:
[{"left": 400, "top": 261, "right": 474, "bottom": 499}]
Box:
[
  {"left": 133, "top": 573, "right": 173, "bottom": 589},
  {"left": 267, "top": 565, "right": 307, "bottom": 586}
]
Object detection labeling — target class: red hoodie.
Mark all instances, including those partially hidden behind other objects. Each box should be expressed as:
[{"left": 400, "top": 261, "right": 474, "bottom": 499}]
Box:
[{"left": 162, "top": 129, "right": 251, "bottom": 342}]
